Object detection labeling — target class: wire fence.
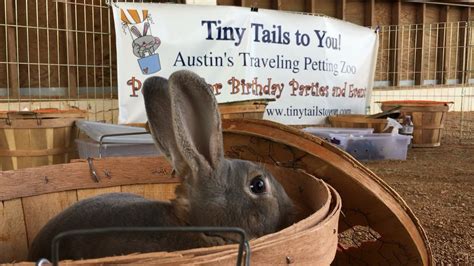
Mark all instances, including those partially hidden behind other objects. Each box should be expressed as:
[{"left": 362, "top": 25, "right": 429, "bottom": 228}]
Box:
[
  {"left": 0, "top": 0, "right": 118, "bottom": 122},
  {"left": 0, "top": 1, "right": 473, "bottom": 142},
  {"left": 370, "top": 21, "right": 474, "bottom": 143}
]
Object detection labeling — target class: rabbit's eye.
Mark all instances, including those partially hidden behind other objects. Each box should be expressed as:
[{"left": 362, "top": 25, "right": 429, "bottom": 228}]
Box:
[{"left": 250, "top": 176, "right": 266, "bottom": 194}]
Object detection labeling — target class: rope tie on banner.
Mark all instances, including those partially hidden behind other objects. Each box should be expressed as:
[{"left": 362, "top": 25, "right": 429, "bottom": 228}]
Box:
[
  {"left": 105, "top": 0, "right": 118, "bottom": 8},
  {"left": 251, "top": 0, "right": 259, "bottom": 12},
  {"left": 374, "top": 25, "right": 381, "bottom": 33}
]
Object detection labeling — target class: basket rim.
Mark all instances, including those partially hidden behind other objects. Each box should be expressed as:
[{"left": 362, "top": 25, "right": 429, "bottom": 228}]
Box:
[
  {"left": 0, "top": 108, "right": 87, "bottom": 119},
  {"left": 379, "top": 100, "right": 452, "bottom": 106},
  {"left": 0, "top": 108, "right": 86, "bottom": 114},
  {"left": 328, "top": 114, "right": 388, "bottom": 123}
]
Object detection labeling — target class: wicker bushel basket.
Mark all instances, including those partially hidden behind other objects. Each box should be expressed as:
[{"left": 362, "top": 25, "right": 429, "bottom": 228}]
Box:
[
  {"left": 381, "top": 100, "right": 450, "bottom": 147},
  {"left": 0, "top": 119, "right": 431, "bottom": 265},
  {"left": 218, "top": 99, "right": 272, "bottom": 119},
  {"left": 123, "top": 100, "right": 272, "bottom": 130},
  {"left": 328, "top": 114, "right": 390, "bottom": 133},
  {"left": 0, "top": 109, "right": 86, "bottom": 171}
]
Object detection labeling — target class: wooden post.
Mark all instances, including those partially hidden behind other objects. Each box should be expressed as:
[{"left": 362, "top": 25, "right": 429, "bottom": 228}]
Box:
[
  {"left": 458, "top": 7, "right": 471, "bottom": 84},
  {"left": 306, "top": 0, "right": 337, "bottom": 16},
  {"left": 364, "top": 0, "right": 375, "bottom": 27},
  {"left": 241, "top": 0, "right": 262, "bottom": 7},
  {"left": 271, "top": 0, "right": 280, "bottom": 10},
  {"left": 65, "top": 2, "right": 78, "bottom": 98},
  {"left": 305, "top": 0, "right": 316, "bottom": 13},
  {"left": 389, "top": 1, "right": 402, "bottom": 86},
  {"left": 6, "top": 0, "right": 19, "bottom": 99},
  {"left": 415, "top": 3, "right": 426, "bottom": 85},
  {"left": 436, "top": 6, "right": 449, "bottom": 84},
  {"left": 336, "top": 0, "right": 346, "bottom": 20}
]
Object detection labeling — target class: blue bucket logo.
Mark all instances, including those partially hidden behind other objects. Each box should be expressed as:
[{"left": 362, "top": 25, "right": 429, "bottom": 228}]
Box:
[{"left": 138, "top": 54, "right": 161, "bottom": 75}]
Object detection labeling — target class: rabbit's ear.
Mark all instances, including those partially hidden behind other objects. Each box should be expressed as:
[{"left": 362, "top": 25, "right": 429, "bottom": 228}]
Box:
[
  {"left": 130, "top": 26, "right": 142, "bottom": 38},
  {"left": 142, "top": 76, "right": 190, "bottom": 177},
  {"left": 143, "top": 22, "right": 150, "bottom": 36},
  {"left": 143, "top": 71, "right": 223, "bottom": 178},
  {"left": 168, "top": 70, "right": 224, "bottom": 178}
]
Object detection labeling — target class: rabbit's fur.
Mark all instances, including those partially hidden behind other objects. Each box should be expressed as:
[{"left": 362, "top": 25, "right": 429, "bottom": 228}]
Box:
[{"left": 28, "top": 70, "right": 296, "bottom": 260}]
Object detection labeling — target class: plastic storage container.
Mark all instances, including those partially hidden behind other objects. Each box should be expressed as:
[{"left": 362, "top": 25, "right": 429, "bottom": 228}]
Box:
[
  {"left": 76, "top": 120, "right": 154, "bottom": 144},
  {"left": 329, "top": 133, "right": 411, "bottom": 160},
  {"left": 75, "top": 120, "right": 160, "bottom": 158},
  {"left": 76, "top": 138, "right": 159, "bottom": 158},
  {"left": 303, "top": 127, "right": 374, "bottom": 141}
]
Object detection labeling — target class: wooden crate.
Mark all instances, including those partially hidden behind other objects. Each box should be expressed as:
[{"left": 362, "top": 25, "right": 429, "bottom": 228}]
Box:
[
  {"left": 0, "top": 109, "right": 86, "bottom": 170},
  {"left": 381, "top": 101, "right": 450, "bottom": 147}
]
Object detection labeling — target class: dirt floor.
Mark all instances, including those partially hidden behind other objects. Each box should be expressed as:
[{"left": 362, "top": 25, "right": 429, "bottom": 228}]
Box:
[{"left": 363, "top": 121, "right": 473, "bottom": 264}]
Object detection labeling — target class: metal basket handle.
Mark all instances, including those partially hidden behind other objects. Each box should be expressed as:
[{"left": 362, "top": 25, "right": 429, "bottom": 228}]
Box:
[
  {"left": 98, "top": 131, "right": 151, "bottom": 158},
  {"left": 5, "top": 111, "right": 41, "bottom": 126},
  {"left": 48, "top": 226, "right": 251, "bottom": 266}
]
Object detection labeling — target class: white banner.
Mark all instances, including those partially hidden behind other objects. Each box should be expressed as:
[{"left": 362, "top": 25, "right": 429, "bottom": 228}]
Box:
[{"left": 112, "top": 3, "right": 378, "bottom": 125}]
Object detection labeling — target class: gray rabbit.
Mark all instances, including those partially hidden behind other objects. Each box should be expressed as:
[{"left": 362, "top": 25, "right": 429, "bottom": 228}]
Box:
[
  {"left": 28, "top": 70, "right": 296, "bottom": 261},
  {"left": 131, "top": 22, "right": 161, "bottom": 58}
]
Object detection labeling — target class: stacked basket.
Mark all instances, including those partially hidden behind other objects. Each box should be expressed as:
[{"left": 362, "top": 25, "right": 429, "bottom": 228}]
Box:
[
  {"left": 0, "top": 109, "right": 86, "bottom": 170},
  {"left": 381, "top": 101, "right": 450, "bottom": 147}
]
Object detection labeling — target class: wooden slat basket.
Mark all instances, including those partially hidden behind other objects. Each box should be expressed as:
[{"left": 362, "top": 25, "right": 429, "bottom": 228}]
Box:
[
  {"left": 0, "top": 109, "right": 86, "bottom": 170},
  {"left": 0, "top": 119, "right": 431, "bottom": 265},
  {"left": 218, "top": 99, "right": 272, "bottom": 119},
  {"left": 381, "top": 100, "right": 450, "bottom": 147},
  {"left": 327, "top": 114, "right": 389, "bottom": 133},
  {"left": 122, "top": 99, "right": 272, "bottom": 130}
]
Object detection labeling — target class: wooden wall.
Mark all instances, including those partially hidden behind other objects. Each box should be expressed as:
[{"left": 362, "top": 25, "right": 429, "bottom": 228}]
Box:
[
  {"left": 217, "top": 0, "right": 473, "bottom": 26},
  {"left": 218, "top": 0, "right": 474, "bottom": 87}
]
